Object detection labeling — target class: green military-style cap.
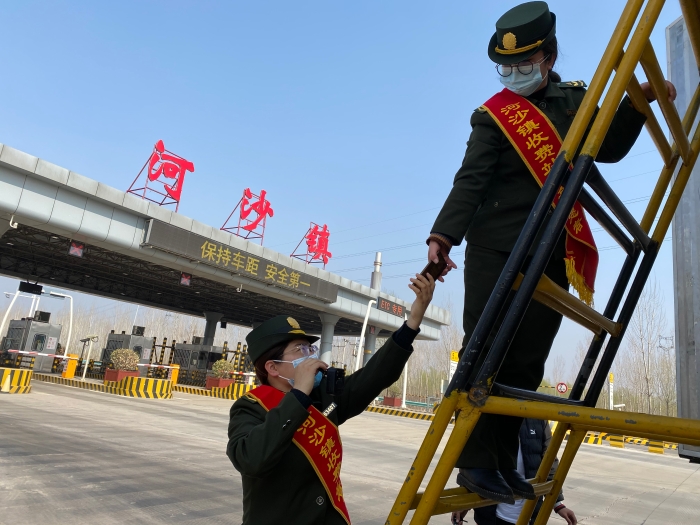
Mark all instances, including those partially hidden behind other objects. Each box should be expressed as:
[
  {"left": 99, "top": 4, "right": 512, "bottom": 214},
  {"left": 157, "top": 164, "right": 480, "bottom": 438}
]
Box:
[
  {"left": 246, "top": 315, "right": 319, "bottom": 364},
  {"left": 488, "top": 1, "right": 556, "bottom": 65}
]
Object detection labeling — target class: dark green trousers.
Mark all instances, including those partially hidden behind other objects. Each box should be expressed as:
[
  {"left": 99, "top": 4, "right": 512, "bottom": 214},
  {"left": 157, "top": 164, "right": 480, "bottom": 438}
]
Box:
[{"left": 456, "top": 240, "right": 567, "bottom": 470}]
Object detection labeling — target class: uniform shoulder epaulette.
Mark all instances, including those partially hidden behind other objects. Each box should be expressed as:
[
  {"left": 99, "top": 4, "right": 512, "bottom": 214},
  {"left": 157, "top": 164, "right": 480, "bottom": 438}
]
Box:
[
  {"left": 558, "top": 80, "right": 587, "bottom": 88},
  {"left": 474, "top": 105, "right": 487, "bottom": 113},
  {"left": 241, "top": 393, "right": 258, "bottom": 404}
]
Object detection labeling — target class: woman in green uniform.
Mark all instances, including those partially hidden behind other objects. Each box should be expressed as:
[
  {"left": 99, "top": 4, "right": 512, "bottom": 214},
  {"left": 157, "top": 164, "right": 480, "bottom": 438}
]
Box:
[
  {"left": 427, "top": 1, "right": 676, "bottom": 504},
  {"left": 227, "top": 273, "right": 435, "bottom": 525}
]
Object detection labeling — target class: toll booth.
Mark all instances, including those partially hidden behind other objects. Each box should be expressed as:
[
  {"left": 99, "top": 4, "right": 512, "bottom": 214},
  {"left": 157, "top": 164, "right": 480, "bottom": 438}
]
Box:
[
  {"left": 100, "top": 326, "right": 155, "bottom": 377},
  {"left": 171, "top": 343, "right": 225, "bottom": 386},
  {"left": 226, "top": 342, "right": 255, "bottom": 380},
  {"left": 0, "top": 312, "right": 62, "bottom": 371}
]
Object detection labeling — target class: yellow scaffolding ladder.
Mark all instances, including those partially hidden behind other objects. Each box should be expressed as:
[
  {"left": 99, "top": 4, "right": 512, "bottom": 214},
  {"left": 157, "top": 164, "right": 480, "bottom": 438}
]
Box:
[{"left": 386, "top": 1, "right": 700, "bottom": 524}]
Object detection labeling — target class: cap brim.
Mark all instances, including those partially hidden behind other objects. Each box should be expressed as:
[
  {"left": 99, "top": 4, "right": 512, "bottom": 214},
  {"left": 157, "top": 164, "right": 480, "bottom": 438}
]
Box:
[{"left": 487, "top": 13, "right": 556, "bottom": 65}]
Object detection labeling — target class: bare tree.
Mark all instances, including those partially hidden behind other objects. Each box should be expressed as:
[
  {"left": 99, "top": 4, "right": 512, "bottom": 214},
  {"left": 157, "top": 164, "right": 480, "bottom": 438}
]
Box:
[
  {"left": 549, "top": 354, "right": 566, "bottom": 386},
  {"left": 623, "top": 280, "right": 667, "bottom": 413},
  {"left": 656, "top": 336, "right": 676, "bottom": 416}
]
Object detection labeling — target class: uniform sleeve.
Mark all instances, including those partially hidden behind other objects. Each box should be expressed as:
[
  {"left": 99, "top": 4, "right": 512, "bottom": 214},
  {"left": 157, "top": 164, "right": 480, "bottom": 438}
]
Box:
[
  {"left": 596, "top": 95, "right": 647, "bottom": 163},
  {"left": 430, "top": 110, "right": 502, "bottom": 246},
  {"left": 543, "top": 422, "right": 565, "bottom": 502},
  {"left": 226, "top": 393, "right": 310, "bottom": 477},
  {"left": 335, "top": 335, "right": 413, "bottom": 425},
  {"left": 571, "top": 88, "right": 647, "bottom": 163}
]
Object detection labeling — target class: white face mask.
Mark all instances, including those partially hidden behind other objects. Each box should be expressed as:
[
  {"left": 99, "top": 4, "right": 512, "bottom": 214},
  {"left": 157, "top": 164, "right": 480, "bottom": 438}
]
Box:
[
  {"left": 499, "top": 55, "right": 549, "bottom": 97},
  {"left": 274, "top": 353, "right": 323, "bottom": 389}
]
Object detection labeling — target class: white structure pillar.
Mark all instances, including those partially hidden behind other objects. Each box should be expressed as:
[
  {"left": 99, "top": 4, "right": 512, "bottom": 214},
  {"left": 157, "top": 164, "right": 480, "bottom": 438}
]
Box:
[
  {"left": 669, "top": 17, "right": 700, "bottom": 463},
  {"left": 318, "top": 313, "right": 340, "bottom": 365}
]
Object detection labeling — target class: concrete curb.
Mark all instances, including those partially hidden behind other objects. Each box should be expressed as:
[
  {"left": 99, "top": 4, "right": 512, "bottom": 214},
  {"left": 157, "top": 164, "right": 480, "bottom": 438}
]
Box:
[{"left": 34, "top": 373, "right": 172, "bottom": 399}]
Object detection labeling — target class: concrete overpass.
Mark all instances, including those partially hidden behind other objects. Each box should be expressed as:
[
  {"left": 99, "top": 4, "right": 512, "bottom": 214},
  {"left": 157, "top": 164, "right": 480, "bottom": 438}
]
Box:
[{"left": 0, "top": 143, "right": 450, "bottom": 361}]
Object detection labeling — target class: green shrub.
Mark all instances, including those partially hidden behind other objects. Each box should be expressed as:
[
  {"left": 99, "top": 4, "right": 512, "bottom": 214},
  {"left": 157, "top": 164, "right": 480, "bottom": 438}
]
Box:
[
  {"left": 110, "top": 348, "right": 139, "bottom": 371},
  {"left": 212, "top": 358, "right": 237, "bottom": 379}
]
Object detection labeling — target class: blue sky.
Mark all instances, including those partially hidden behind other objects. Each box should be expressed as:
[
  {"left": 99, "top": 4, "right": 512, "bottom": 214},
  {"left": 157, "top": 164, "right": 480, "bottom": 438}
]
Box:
[{"left": 0, "top": 1, "right": 685, "bottom": 380}]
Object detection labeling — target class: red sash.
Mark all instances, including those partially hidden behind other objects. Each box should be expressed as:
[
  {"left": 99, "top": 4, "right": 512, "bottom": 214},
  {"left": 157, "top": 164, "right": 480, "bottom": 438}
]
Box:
[
  {"left": 482, "top": 88, "right": 598, "bottom": 305},
  {"left": 246, "top": 386, "right": 350, "bottom": 524}
]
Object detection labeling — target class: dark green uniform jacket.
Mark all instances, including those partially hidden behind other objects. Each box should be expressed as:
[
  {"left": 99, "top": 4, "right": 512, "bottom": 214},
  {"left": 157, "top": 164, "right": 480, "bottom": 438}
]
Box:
[
  {"left": 227, "top": 334, "right": 414, "bottom": 525},
  {"left": 429, "top": 80, "right": 646, "bottom": 470},
  {"left": 431, "top": 80, "right": 647, "bottom": 249}
]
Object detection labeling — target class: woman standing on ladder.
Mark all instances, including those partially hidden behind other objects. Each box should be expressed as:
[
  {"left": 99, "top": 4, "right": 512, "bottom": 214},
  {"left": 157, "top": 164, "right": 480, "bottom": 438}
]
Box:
[{"left": 427, "top": 1, "right": 676, "bottom": 504}]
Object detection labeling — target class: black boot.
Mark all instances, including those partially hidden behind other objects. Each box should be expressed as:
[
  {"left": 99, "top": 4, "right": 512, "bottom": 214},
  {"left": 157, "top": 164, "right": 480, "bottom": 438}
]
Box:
[
  {"left": 499, "top": 469, "right": 536, "bottom": 500},
  {"left": 456, "top": 468, "right": 515, "bottom": 504}
]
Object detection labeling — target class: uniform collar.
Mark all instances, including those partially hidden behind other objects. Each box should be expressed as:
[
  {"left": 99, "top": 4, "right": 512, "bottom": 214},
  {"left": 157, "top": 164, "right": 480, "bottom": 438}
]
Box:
[
  {"left": 527, "top": 79, "right": 565, "bottom": 101},
  {"left": 542, "top": 79, "right": 566, "bottom": 98}
]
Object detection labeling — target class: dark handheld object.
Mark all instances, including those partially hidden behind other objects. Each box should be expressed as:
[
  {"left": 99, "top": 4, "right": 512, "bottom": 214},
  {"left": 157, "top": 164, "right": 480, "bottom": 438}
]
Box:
[
  {"left": 420, "top": 251, "right": 447, "bottom": 281},
  {"left": 324, "top": 367, "right": 345, "bottom": 395}
]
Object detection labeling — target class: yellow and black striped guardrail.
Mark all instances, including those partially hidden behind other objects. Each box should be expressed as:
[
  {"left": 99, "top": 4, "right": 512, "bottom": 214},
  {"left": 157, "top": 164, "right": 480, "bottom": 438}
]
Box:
[
  {"left": 33, "top": 373, "right": 172, "bottom": 399},
  {"left": 173, "top": 382, "right": 253, "bottom": 400},
  {"left": 579, "top": 431, "right": 677, "bottom": 451},
  {"left": 365, "top": 405, "right": 435, "bottom": 421},
  {"left": 107, "top": 376, "right": 172, "bottom": 399},
  {"left": 582, "top": 432, "right": 604, "bottom": 445},
  {"left": 0, "top": 367, "right": 32, "bottom": 394}
]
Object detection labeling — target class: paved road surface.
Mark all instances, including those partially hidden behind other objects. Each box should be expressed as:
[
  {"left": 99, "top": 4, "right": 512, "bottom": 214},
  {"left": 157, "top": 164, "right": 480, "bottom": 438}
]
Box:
[{"left": 1, "top": 381, "right": 698, "bottom": 524}]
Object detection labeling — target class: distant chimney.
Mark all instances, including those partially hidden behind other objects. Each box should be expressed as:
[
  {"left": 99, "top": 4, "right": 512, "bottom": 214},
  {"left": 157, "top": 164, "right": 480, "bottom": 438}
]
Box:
[{"left": 370, "top": 252, "right": 382, "bottom": 290}]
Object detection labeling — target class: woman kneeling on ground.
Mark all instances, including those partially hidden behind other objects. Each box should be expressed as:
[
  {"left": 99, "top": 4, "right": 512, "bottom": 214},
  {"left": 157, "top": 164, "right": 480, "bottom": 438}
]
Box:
[{"left": 227, "top": 273, "right": 435, "bottom": 525}]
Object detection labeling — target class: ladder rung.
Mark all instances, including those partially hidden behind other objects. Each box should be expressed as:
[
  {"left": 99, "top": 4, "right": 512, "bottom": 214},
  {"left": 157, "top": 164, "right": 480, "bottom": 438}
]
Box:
[
  {"left": 626, "top": 72, "right": 675, "bottom": 166},
  {"left": 513, "top": 273, "right": 622, "bottom": 337},
  {"left": 532, "top": 288, "right": 604, "bottom": 335},
  {"left": 585, "top": 165, "right": 652, "bottom": 251},
  {"left": 410, "top": 481, "right": 556, "bottom": 514},
  {"left": 493, "top": 383, "right": 584, "bottom": 406},
  {"left": 578, "top": 189, "right": 635, "bottom": 254},
  {"left": 640, "top": 41, "right": 693, "bottom": 162}
]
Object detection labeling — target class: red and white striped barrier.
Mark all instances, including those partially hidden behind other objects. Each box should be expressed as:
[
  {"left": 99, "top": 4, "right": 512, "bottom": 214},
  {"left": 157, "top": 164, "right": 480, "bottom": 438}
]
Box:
[
  {"left": 7, "top": 349, "right": 75, "bottom": 360},
  {"left": 137, "top": 363, "right": 177, "bottom": 369}
]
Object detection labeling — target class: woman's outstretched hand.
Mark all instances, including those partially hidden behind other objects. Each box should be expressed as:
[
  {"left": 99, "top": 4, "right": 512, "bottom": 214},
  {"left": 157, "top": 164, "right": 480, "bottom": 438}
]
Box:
[
  {"left": 639, "top": 80, "right": 677, "bottom": 104},
  {"left": 427, "top": 240, "right": 458, "bottom": 282},
  {"left": 407, "top": 273, "right": 436, "bottom": 330}
]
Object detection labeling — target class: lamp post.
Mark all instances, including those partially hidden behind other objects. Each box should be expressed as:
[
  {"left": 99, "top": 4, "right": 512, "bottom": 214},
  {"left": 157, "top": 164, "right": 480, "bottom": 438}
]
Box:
[
  {"left": 80, "top": 335, "right": 99, "bottom": 381},
  {"left": 0, "top": 291, "right": 20, "bottom": 340},
  {"left": 1, "top": 288, "right": 72, "bottom": 354},
  {"left": 49, "top": 292, "right": 73, "bottom": 354},
  {"left": 401, "top": 312, "right": 408, "bottom": 409},
  {"left": 354, "top": 299, "right": 377, "bottom": 372},
  {"left": 1, "top": 291, "right": 58, "bottom": 336}
]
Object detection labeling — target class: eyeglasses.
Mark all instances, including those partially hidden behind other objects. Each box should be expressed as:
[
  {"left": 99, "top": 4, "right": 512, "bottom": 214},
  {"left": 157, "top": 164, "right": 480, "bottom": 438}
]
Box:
[
  {"left": 283, "top": 343, "right": 319, "bottom": 358},
  {"left": 496, "top": 55, "right": 550, "bottom": 77}
]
